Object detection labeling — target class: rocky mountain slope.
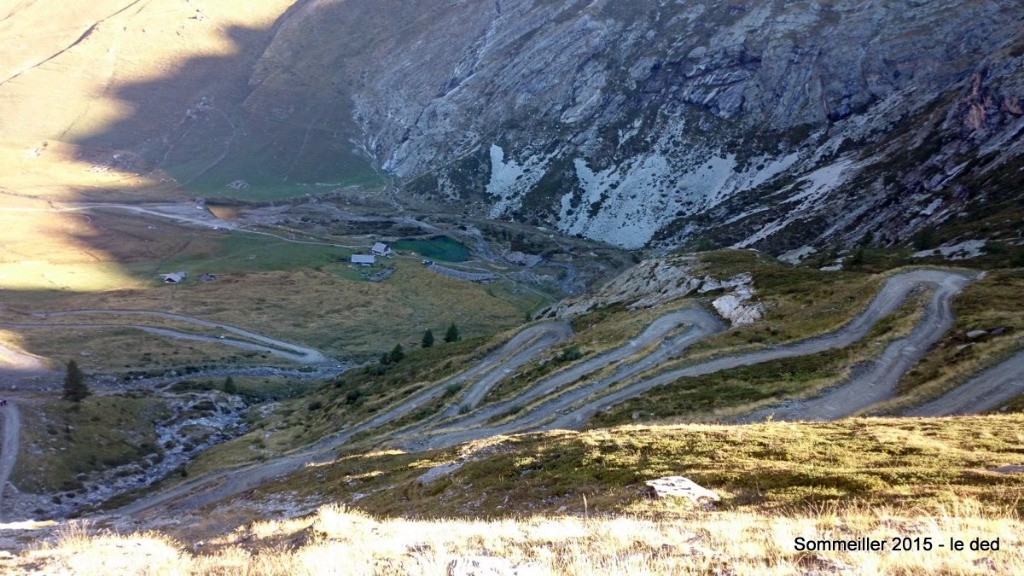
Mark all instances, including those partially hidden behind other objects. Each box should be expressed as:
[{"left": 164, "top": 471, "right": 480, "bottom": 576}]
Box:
[
  {"left": 240, "top": 0, "right": 1024, "bottom": 251},
  {"left": 2, "top": 0, "right": 1022, "bottom": 251}
]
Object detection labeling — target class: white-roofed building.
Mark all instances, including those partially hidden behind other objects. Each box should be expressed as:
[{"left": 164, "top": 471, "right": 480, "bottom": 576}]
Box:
[{"left": 351, "top": 254, "right": 376, "bottom": 266}]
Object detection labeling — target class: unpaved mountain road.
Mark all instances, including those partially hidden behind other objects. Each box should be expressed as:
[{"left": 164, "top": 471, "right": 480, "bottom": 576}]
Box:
[
  {"left": 442, "top": 321, "right": 573, "bottom": 414},
  {"left": 115, "top": 321, "right": 572, "bottom": 516},
  {"left": 0, "top": 400, "right": 19, "bottom": 512},
  {"left": 736, "top": 269, "right": 973, "bottom": 422},
  {"left": 99, "top": 268, "right": 990, "bottom": 516},
  {"left": 0, "top": 309, "right": 331, "bottom": 364},
  {"left": 408, "top": 269, "right": 969, "bottom": 446},
  {"left": 402, "top": 308, "right": 726, "bottom": 450},
  {"left": 525, "top": 269, "right": 973, "bottom": 432},
  {"left": 904, "top": 349, "right": 1024, "bottom": 416}
]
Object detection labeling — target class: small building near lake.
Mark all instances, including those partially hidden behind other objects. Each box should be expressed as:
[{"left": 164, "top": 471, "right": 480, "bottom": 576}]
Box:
[{"left": 351, "top": 254, "right": 376, "bottom": 266}]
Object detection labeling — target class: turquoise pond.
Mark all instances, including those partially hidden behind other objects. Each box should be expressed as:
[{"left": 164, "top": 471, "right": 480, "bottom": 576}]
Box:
[{"left": 391, "top": 236, "right": 471, "bottom": 262}]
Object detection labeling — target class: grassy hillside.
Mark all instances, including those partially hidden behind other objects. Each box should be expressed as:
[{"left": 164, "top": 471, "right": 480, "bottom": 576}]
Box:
[
  {"left": 249, "top": 416, "right": 1024, "bottom": 520},
  {"left": 0, "top": 205, "right": 543, "bottom": 371},
  {"left": 9, "top": 416, "right": 1024, "bottom": 575},
  {"left": 0, "top": 0, "right": 362, "bottom": 201}
]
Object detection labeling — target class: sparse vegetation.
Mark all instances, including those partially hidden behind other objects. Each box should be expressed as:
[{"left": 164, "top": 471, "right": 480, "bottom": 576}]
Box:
[
  {"left": 558, "top": 344, "right": 583, "bottom": 362},
  {"left": 6, "top": 3, "right": 1024, "bottom": 573},
  {"left": 15, "top": 395, "right": 171, "bottom": 493},
  {"left": 261, "top": 415, "right": 1024, "bottom": 520},
  {"left": 912, "top": 226, "right": 937, "bottom": 250},
  {"left": 876, "top": 269, "right": 1024, "bottom": 413}
]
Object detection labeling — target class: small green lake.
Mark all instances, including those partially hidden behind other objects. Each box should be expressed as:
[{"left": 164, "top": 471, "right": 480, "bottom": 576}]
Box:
[{"left": 392, "top": 236, "right": 470, "bottom": 262}]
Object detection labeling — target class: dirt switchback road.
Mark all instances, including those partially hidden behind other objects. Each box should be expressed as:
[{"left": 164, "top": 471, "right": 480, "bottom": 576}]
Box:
[
  {"left": 112, "top": 269, "right": 978, "bottom": 514},
  {"left": 538, "top": 269, "right": 973, "bottom": 430},
  {"left": 904, "top": 349, "right": 1024, "bottom": 416},
  {"left": 115, "top": 321, "right": 572, "bottom": 516},
  {"left": 439, "top": 321, "right": 573, "bottom": 415},
  {"left": 403, "top": 308, "right": 725, "bottom": 450},
  {"left": 737, "top": 269, "right": 973, "bottom": 422}
]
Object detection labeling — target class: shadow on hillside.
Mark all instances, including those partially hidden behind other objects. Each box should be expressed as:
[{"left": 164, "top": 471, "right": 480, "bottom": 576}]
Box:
[{"left": 63, "top": 12, "right": 378, "bottom": 199}]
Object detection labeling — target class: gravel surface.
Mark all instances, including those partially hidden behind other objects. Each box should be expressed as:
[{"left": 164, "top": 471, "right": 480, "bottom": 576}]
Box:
[
  {"left": 0, "top": 401, "right": 19, "bottom": 511},
  {"left": 904, "top": 349, "right": 1024, "bottom": 416}
]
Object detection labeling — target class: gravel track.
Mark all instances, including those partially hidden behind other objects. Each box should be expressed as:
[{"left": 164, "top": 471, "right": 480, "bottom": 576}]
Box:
[
  {"left": 904, "top": 349, "right": 1024, "bottom": 416},
  {"left": 114, "top": 321, "right": 571, "bottom": 516},
  {"left": 551, "top": 269, "right": 973, "bottom": 428},
  {"left": 736, "top": 270, "right": 973, "bottom": 421},
  {"left": 402, "top": 309, "right": 725, "bottom": 450},
  {"left": 420, "top": 269, "right": 972, "bottom": 441},
  {"left": 1, "top": 309, "right": 331, "bottom": 364},
  {"left": 0, "top": 400, "right": 19, "bottom": 513},
  {"left": 445, "top": 322, "right": 574, "bottom": 413},
  {"left": 103, "top": 269, "right": 983, "bottom": 515}
]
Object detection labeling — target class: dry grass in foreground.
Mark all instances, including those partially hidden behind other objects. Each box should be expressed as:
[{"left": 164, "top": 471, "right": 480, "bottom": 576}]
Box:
[{"left": 6, "top": 502, "right": 1021, "bottom": 575}]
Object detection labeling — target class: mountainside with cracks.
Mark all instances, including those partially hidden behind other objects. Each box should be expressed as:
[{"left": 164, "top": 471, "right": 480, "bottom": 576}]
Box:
[
  {"left": 2, "top": 0, "right": 1021, "bottom": 252},
  {"left": 256, "top": 0, "right": 1024, "bottom": 251}
]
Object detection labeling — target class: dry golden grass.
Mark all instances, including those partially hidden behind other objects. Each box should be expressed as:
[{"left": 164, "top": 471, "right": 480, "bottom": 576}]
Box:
[
  {"left": 0, "top": 0, "right": 294, "bottom": 198},
  {"left": 0, "top": 200, "right": 148, "bottom": 292},
  {"left": 10, "top": 503, "right": 1023, "bottom": 575}
]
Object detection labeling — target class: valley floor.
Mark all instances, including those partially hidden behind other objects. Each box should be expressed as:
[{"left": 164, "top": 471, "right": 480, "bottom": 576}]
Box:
[{"left": 0, "top": 202, "right": 1021, "bottom": 574}]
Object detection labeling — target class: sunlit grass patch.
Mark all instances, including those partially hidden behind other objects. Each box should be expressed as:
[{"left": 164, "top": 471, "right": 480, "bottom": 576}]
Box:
[{"left": 15, "top": 499, "right": 1024, "bottom": 575}]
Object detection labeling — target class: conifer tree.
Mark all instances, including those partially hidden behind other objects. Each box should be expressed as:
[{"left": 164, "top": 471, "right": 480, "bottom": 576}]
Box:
[
  {"left": 444, "top": 322, "right": 460, "bottom": 343},
  {"left": 422, "top": 329, "right": 435, "bottom": 348},
  {"left": 389, "top": 343, "right": 405, "bottom": 363},
  {"left": 62, "top": 359, "right": 90, "bottom": 402}
]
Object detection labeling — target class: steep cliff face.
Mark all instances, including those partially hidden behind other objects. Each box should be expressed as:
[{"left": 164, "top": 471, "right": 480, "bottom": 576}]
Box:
[{"left": 248, "top": 0, "right": 1023, "bottom": 250}]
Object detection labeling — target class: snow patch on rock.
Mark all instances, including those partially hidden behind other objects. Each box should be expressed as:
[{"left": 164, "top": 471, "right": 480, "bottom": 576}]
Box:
[
  {"left": 912, "top": 239, "right": 988, "bottom": 260},
  {"left": 556, "top": 154, "right": 679, "bottom": 249},
  {"left": 550, "top": 118, "right": 810, "bottom": 251},
  {"left": 736, "top": 158, "right": 858, "bottom": 248},
  {"left": 486, "top": 145, "right": 552, "bottom": 218},
  {"left": 777, "top": 245, "right": 817, "bottom": 265}
]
